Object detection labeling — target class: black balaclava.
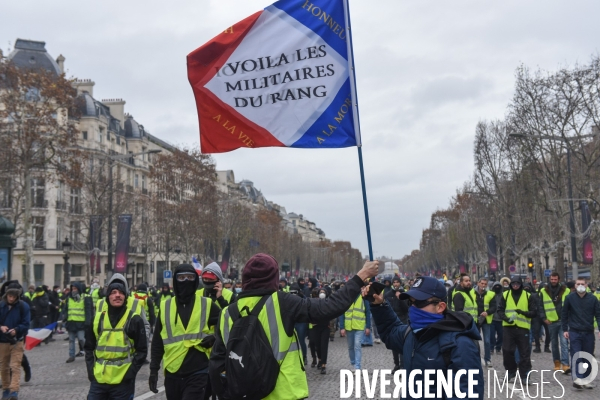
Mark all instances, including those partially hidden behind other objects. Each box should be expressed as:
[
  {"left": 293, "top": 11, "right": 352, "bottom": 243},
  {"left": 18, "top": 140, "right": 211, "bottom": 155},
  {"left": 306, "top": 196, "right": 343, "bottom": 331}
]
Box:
[
  {"left": 297, "top": 278, "right": 305, "bottom": 289},
  {"left": 173, "top": 264, "right": 199, "bottom": 304},
  {"left": 510, "top": 276, "right": 523, "bottom": 293}
]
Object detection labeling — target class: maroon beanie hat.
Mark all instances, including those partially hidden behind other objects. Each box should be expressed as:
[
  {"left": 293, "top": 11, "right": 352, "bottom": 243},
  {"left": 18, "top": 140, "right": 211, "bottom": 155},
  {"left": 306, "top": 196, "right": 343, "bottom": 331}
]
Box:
[{"left": 242, "top": 253, "right": 279, "bottom": 292}]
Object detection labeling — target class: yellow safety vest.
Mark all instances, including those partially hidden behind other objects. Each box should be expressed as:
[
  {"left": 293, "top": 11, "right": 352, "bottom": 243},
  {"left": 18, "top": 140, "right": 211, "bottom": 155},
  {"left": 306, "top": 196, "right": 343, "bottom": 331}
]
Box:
[
  {"left": 67, "top": 297, "right": 86, "bottom": 322},
  {"left": 456, "top": 289, "right": 478, "bottom": 320},
  {"left": 197, "top": 287, "right": 233, "bottom": 308},
  {"left": 97, "top": 297, "right": 143, "bottom": 318},
  {"left": 91, "top": 288, "right": 101, "bottom": 305},
  {"left": 160, "top": 293, "right": 212, "bottom": 373},
  {"left": 483, "top": 290, "right": 496, "bottom": 324},
  {"left": 92, "top": 306, "right": 138, "bottom": 384},
  {"left": 595, "top": 292, "right": 600, "bottom": 301},
  {"left": 344, "top": 296, "right": 366, "bottom": 331},
  {"left": 219, "top": 293, "right": 307, "bottom": 400},
  {"left": 539, "top": 287, "right": 569, "bottom": 323},
  {"left": 133, "top": 292, "right": 150, "bottom": 316},
  {"left": 503, "top": 291, "right": 531, "bottom": 329}
]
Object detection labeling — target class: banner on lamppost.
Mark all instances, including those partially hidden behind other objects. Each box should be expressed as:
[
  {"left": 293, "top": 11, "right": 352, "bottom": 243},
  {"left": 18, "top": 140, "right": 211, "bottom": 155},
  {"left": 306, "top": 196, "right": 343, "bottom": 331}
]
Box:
[
  {"left": 486, "top": 234, "right": 498, "bottom": 272},
  {"left": 581, "top": 200, "right": 593, "bottom": 264},
  {"left": 114, "top": 214, "right": 133, "bottom": 274},
  {"left": 89, "top": 215, "right": 103, "bottom": 274},
  {"left": 220, "top": 238, "right": 231, "bottom": 275}
]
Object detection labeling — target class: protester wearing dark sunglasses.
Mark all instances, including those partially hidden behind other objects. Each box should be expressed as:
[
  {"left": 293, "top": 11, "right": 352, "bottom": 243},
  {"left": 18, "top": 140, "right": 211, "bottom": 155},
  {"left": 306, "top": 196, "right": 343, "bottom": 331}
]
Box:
[{"left": 365, "top": 276, "right": 484, "bottom": 400}]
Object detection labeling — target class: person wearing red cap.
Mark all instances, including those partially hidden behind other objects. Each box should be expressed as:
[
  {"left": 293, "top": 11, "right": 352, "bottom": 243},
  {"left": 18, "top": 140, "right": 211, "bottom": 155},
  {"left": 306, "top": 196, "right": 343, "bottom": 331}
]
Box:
[
  {"left": 209, "top": 253, "right": 379, "bottom": 400},
  {"left": 198, "top": 262, "right": 236, "bottom": 309}
]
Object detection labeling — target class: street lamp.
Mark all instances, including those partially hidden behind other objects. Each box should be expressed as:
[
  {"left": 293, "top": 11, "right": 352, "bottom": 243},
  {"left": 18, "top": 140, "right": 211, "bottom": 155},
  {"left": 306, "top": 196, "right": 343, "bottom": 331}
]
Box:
[
  {"left": 106, "top": 149, "right": 162, "bottom": 275},
  {"left": 62, "top": 237, "right": 72, "bottom": 288},
  {"left": 509, "top": 133, "right": 595, "bottom": 281}
]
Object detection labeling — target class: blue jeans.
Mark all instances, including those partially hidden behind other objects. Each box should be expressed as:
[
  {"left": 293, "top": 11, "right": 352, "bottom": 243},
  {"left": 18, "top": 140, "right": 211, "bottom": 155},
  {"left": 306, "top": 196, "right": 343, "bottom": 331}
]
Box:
[
  {"left": 294, "top": 323, "right": 308, "bottom": 362},
  {"left": 87, "top": 380, "right": 134, "bottom": 400},
  {"left": 69, "top": 330, "right": 85, "bottom": 358},
  {"left": 548, "top": 322, "right": 569, "bottom": 365},
  {"left": 569, "top": 330, "right": 595, "bottom": 381},
  {"left": 346, "top": 330, "right": 364, "bottom": 369},
  {"left": 489, "top": 320, "right": 503, "bottom": 351},
  {"left": 480, "top": 323, "right": 491, "bottom": 362}
]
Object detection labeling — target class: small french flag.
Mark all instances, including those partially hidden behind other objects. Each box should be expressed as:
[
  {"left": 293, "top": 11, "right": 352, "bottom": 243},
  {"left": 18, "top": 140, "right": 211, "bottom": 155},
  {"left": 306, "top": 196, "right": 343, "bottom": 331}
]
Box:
[
  {"left": 25, "top": 322, "right": 57, "bottom": 350},
  {"left": 192, "top": 257, "right": 203, "bottom": 275}
]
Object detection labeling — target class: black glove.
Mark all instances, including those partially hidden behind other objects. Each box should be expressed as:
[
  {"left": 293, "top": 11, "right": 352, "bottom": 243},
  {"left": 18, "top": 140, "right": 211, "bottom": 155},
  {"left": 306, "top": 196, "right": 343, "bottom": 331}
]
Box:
[
  {"left": 515, "top": 309, "right": 524, "bottom": 315},
  {"left": 200, "top": 335, "right": 216, "bottom": 348},
  {"left": 149, "top": 373, "right": 158, "bottom": 393}
]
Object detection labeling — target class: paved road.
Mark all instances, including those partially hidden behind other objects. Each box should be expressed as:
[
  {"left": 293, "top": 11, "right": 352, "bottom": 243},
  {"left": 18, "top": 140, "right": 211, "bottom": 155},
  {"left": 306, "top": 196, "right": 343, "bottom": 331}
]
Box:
[{"left": 15, "top": 331, "right": 600, "bottom": 399}]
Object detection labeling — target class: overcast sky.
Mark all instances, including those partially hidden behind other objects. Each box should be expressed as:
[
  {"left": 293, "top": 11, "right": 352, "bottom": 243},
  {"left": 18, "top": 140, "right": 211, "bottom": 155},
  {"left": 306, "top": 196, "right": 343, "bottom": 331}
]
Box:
[{"left": 3, "top": 0, "right": 600, "bottom": 260}]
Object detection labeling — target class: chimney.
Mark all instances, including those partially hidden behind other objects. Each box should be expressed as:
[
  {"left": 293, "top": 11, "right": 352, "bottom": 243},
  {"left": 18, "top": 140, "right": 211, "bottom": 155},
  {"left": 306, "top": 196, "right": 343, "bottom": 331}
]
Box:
[
  {"left": 72, "top": 79, "right": 95, "bottom": 97},
  {"left": 56, "top": 54, "right": 65, "bottom": 74},
  {"left": 102, "top": 99, "right": 126, "bottom": 129}
]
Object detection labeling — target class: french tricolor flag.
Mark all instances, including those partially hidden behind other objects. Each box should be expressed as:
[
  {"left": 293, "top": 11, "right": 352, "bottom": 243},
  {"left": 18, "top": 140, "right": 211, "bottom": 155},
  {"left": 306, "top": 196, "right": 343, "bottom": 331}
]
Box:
[{"left": 25, "top": 322, "right": 57, "bottom": 350}]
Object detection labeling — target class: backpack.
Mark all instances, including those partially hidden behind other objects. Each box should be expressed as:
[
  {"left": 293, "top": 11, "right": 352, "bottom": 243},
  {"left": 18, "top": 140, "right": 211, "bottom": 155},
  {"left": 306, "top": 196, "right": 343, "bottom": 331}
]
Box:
[{"left": 219, "top": 295, "right": 280, "bottom": 400}]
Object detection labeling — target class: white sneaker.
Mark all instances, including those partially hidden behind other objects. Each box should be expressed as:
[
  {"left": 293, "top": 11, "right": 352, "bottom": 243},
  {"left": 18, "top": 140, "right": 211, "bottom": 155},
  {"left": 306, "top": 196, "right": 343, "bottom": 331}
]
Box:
[
  {"left": 485, "top": 361, "right": 493, "bottom": 368},
  {"left": 375, "top": 339, "right": 381, "bottom": 344},
  {"left": 582, "top": 382, "right": 596, "bottom": 389}
]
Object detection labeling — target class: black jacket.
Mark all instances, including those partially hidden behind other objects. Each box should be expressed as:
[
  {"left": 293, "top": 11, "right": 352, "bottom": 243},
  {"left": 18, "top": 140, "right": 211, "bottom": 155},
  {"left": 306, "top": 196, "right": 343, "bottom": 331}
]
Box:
[
  {"left": 474, "top": 288, "right": 497, "bottom": 317},
  {"left": 452, "top": 286, "right": 476, "bottom": 313},
  {"left": 384, "top": 287, "right": 408, "bottom": 324},
  {"left": 209, "top": 275, "right": 366, "bottom": 388},
  {"left": 31, "top": 291, "right": 50, "bottom": 319},
  {"left": 561, "top": 292, "right": 600, "bottom": 333},
  {"left": 496, "top": 289, "right": 537, "bottom": 323},
  {"left": 150, "top": 264, "right": 221, "bottom": 377},
  {"left": 84, "top": 305, "right": 148, "bottom": 383}
]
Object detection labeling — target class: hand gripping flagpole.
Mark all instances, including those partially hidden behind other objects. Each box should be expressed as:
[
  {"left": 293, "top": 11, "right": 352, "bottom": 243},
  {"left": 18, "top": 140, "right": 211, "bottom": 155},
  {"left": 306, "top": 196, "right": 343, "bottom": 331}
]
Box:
[{"left": 343, "top": 0, "right": 374, "bottom": 262}]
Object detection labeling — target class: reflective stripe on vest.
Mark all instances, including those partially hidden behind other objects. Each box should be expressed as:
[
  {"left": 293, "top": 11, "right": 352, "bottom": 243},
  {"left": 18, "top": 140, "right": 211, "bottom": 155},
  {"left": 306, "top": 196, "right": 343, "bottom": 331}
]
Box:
[
  {"left": 344, "top": 296, "right": 366, "bottom": 331},
  {"left": 160, "top": 293, "right": 212, "bottom": 373},
  {"left": 67, "top": 298, "right": 86, "bottom": 322},
  {"left": 503, "top": 291, "right": 531, "bottom": 329},
  {"left": 92, "top": 306, "right": 137, "bottom": 384},
  {"left": 219, "top": 293, "right": 307, "bottom": 400},
  {"left": 484, "top": 290, "right": 496, "bottom": 324},
  {"left": 456, "top": 289, "right": 478, "bottom": 320},
  {"left": 540, "top": 288, "right": 568, "bottom": 322}
]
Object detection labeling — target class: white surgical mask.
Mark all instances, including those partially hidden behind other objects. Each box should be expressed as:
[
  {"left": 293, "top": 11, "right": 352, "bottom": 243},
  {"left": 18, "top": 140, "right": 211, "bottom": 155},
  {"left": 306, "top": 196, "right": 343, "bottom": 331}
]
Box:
[
  {"left": 319, "top": 293, "right": 326, "bottom": 299},
  {"left": 576, "top": 285, "right": 586, "bottom": 294},
  {"left": 235, "top": 288, "right": 242, "bottom": 294}
]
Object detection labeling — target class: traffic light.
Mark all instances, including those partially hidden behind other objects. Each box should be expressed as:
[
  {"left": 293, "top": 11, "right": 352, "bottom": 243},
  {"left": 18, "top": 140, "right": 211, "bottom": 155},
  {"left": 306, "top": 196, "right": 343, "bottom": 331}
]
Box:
[{"left": 527, "top": 258, "right": 534, "bottom": 270}]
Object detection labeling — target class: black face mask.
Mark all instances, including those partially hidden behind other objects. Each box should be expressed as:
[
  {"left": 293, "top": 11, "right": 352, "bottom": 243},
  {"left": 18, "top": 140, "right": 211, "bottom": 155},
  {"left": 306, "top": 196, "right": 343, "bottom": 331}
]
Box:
[
  {"left": 176, "top": 281, "right": 196, "bottom": 299},
  {"left": 493, "top": 287, "right": 502, "bottom": 293},
  {"left": 202, "top": 281, "right": 216, "bottom": 292}
]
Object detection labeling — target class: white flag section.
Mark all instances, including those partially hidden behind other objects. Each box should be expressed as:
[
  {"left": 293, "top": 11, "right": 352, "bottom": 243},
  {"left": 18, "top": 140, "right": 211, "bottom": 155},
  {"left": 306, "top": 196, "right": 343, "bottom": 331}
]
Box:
[{"left": 25, "top": 322, "right": 56, "bottom": 350}]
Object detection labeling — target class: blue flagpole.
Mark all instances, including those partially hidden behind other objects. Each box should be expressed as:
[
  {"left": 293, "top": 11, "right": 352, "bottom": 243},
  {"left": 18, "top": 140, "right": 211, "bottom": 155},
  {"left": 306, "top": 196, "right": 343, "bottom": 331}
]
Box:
[{"left": 343, "top": 0, "right": 374, "bottom": 262}]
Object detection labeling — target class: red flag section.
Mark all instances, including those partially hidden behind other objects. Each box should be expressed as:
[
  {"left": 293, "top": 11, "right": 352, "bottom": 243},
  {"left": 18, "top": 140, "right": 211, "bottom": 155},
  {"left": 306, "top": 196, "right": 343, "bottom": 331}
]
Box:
[{"left": 187, "top": 12, "right": 283, "bottom": 153}]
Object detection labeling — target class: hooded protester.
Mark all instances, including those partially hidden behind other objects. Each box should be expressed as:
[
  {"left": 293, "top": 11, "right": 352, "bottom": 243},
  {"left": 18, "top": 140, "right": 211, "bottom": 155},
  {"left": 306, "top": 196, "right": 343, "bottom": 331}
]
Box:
[
  {"left": 89, "top": 280, "right": 102, "bottom": 306},
  {"left": 198, "top": 262, "right": 236, "bottom": 309},
  {"left": 496, "top": 275, "right": 538, "bottom": 383},
  {"left": 384, "top": 276, "right": 408, "bottom": 372},
  {"left": 133, "top": 283, "right": 156, "bottom": 328},
  {"left": 150, "top": 264, "right": 221, "bottom": 400},
  {"left": 65, "top": 281, "right": 93, "bottom": 363},
  {"left": 279, "top": 278, "right": 289, "bottom": 292},
  {"left": 209, "top": 254, "right": 379, "bottom": 400},
  {"left": 84, "top": 278, "right": 147, "bottom": 399},
  {"left": 367, "top": 276, "right": 484, "bottom": 400},
  {"left": 523, "top": 283, "right": 545, "bottom": 353},
  {"left": 489, "top": 281, "right": 504, "bottom": 355},
  {"left": 500, "top": 277, "right": 511, "bottom": 291},
  {"left": 30, "top": 286, "right": 50, "bottom": 330}
]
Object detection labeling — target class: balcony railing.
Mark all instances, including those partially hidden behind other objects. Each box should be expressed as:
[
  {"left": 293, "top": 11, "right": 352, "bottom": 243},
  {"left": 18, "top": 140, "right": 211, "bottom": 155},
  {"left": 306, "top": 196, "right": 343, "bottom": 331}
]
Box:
[
  {"left": 31, "top": 200, "right": 48, "bottom": 209},
  {"left": 34, "top": 240, "right": 46, "bottom": 249}
]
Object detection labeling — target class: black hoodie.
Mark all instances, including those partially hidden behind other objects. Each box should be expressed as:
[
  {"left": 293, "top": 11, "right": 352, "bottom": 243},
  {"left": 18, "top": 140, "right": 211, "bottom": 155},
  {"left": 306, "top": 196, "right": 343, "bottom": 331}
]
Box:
[
  {"left": 496, "top": 276, "right": 537, "bottom": 322},
  {"left": 150, "top": 264, "right": 221, "bottom": 377}
]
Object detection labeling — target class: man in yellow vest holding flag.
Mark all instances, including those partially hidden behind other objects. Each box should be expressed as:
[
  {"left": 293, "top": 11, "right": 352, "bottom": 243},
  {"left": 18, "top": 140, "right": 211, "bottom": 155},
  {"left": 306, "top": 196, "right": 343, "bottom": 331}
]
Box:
[
  {"left": 149, "top": 264, "right": 221, "bottom": 399},
  {"left": 84, "top": 278, "right": 147, "bottom": 399},
  {"left": 209, "top": 254, "right": 379, "bottom": 400},
  {"left": 497, "top": 275, "right": 538, "bottom": 384}
]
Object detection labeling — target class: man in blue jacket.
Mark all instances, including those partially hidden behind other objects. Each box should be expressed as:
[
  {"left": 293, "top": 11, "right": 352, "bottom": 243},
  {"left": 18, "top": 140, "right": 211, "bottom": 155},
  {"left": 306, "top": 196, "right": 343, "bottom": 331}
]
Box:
[
  {"left": 368, "top": 276, "right": 484, "bottom": 400},
  {"left": 0, "top": 282, "right": 31, "bottom": 400}
]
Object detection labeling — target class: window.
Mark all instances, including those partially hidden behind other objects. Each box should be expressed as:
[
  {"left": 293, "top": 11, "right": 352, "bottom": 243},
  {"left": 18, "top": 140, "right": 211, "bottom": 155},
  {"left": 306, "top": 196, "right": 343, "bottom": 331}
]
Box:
[
  {"left": 142, "top": 147, "right": 147, "bottom": 161},
  {"left": 31, "top": 177, "right": 45, "bottom": 208},
  {"left": 97, "top": 128, "right": 102, "bottom": 143},
  {"left": 0, "top": 178, "right": 11, "bottom": 208},
  {"left": 57, "top": 181, "right": 64, "bottom": 202},
  {"left": 126, "top": 170, "right": 131, "bottom": 186},
  {"left": 71, "top": 264, "right": 83, "bottom": 277},
  {"left": 57, "top": 217, "right": 64, "bottom": 247},
  {"left": 32, "top": 216, "right": 45, "bottom": 247},
  {"left": 82, "top": 131, "right": 88, "bottom": 140},
  {"left": 70, "top": 221, "right": 81, "bottom": 244},
  {"left": 34, "top": 264, "right": 44, "bottom": 287},
  {"left": 70, "top": 187, "right": 81, "bottom": 213},
  {"left": 142, "top": 175, "right": 146, "bottom": 190},
  {"left": 54, "top": 264, "right": 63, "bottom": 287},
  {"left": 134, "top": 174, "right": 139, "bottom": 188}
]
